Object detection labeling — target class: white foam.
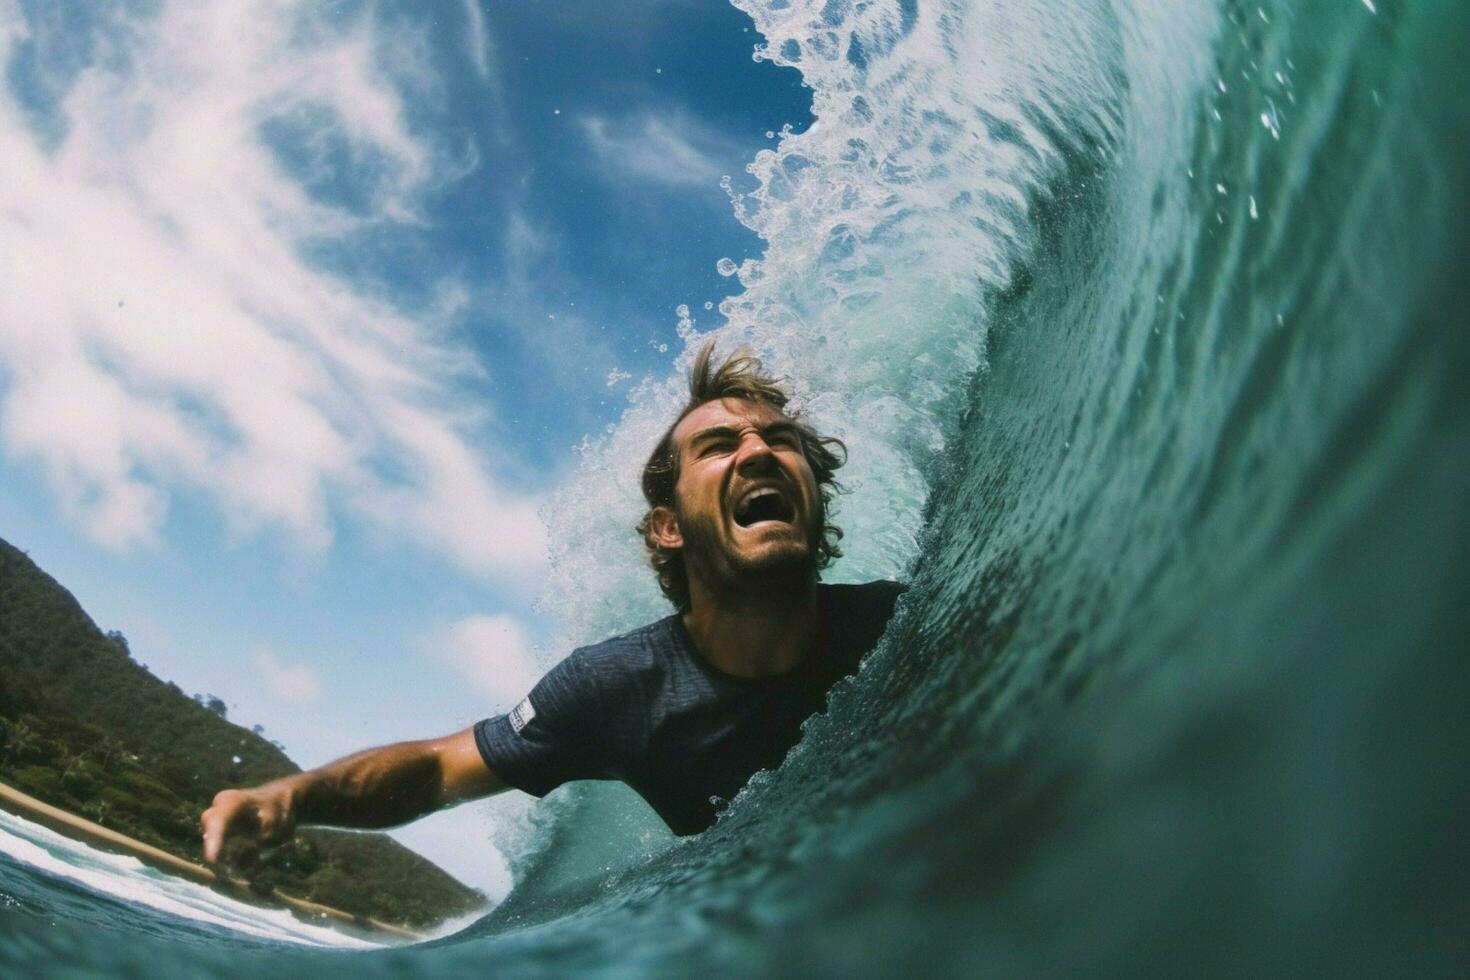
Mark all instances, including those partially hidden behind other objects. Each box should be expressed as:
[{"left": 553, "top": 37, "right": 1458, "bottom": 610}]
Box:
[{"left": 0, "top": 808, "right": 373, "bottom": 947}]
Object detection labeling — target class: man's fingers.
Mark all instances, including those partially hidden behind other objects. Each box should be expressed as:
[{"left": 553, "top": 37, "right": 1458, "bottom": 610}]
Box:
[
  {"left": 201, "top": 806, "right": 228, "bottom": 864},
  {"left": 200, "top": 791, "right": 255, "bottom": 865}
]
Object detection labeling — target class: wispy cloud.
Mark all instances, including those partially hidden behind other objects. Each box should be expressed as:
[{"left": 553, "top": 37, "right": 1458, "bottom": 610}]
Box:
[
  {"left": 424, "top": 614, "right": 542, "bottom": 710},
  {"left": 0, "top": 1, "right": 545, "bottom": 577},
  {"left": 579, "top": 109, "right": 745, "bottom": 188},
  {"left": 458, "top": 0, "right": 513, "bottom": 151},
  {"left": 252, "top": 647, "right": 323, "bottom": 706},
  {"left": 461, "top": 0, "right": 495, "bottom": 80}
]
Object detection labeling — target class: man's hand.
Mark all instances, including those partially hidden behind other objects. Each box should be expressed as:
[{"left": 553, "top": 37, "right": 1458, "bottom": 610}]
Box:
[
  {"left": 199, "top": 728, "right": 504, "bottom": 865},
  {"left": 200, "top": 783, "right": 298, "bottom": 865}
]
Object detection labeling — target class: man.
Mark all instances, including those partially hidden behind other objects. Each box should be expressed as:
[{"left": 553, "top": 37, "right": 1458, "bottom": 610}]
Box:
[{"left": 201, "top": 342, "right": 903, "bottom": 861}]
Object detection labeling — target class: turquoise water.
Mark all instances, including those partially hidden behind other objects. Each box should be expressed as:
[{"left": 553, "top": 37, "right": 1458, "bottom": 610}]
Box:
[{"left": 4, "top": 0, "right": 1468, "bottom": 974}]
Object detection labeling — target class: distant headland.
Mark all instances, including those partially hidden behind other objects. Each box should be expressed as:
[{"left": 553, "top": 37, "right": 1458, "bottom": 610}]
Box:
[{"left": 0, "top": 537, "right": 485, "bottom": 935}]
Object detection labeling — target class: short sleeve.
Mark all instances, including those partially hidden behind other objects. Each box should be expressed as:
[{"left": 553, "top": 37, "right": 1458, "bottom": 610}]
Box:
[{"left": 474, "top": 652, "right": 610, "bottom": 797}]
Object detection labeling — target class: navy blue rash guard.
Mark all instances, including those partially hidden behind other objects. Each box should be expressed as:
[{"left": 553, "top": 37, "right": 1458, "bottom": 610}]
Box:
[{"left": 475, "top": 581, "right": 905, "bottom": 836}]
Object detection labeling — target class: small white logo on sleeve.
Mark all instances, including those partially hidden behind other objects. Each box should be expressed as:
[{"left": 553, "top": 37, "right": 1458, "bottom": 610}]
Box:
[{"left": 509, "top": 697, "right": 536, "bottom": 734}]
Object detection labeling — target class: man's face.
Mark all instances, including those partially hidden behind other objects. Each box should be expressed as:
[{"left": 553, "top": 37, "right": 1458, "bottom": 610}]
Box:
[{"left": 658, "top": 397, "right": 821, "bottom": 594}]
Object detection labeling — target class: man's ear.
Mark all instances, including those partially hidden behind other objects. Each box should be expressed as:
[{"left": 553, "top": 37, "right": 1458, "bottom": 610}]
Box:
[{"left": 648, "top": 506, "right": 683, "bottom": 550}]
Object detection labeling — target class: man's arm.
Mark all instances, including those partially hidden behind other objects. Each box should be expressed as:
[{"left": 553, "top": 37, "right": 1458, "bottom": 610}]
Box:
[{"left": 200, "top": 726, "right": 504, "bottom": 865}]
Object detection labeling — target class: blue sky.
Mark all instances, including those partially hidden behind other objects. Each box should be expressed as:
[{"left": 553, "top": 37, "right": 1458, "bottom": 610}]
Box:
[{"left": 0, "top": 0, "right": 811, "bottom": 893}]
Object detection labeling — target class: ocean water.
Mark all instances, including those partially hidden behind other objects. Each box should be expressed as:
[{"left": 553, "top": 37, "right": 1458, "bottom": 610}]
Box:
[
  {"left": 4, "top": 0, "right": 1468, "bottom": 974},
  {"left": 0, "top": 810, "right": 374, "bottom": 949}
]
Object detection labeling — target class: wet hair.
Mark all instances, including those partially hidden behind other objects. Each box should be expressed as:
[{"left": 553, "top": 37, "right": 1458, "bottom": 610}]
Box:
[{"left": 637, "top": 339, "right": 846, "bottom": 611}]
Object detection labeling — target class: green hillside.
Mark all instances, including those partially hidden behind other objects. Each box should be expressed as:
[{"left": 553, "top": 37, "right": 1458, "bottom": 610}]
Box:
[{"left": 0, "top": 537, "right": 484, "bottom": 929}]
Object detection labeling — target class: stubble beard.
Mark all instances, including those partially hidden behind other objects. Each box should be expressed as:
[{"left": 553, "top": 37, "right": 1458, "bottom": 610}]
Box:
[{"left": 676, "top": 502, "right": 819, "bottom": 597}]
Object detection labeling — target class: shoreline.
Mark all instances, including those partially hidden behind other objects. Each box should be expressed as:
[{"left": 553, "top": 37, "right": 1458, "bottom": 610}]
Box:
[{"left": 0, "top": 780, "right": 423, "bottom": 942}]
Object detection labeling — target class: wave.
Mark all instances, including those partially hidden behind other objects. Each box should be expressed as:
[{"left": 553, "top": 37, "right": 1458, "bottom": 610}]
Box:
[{"left": 5, "top": 0, "right": 1468, "bottom": 974}]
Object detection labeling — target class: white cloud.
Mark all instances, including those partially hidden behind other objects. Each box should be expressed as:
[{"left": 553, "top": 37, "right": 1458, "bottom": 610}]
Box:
[
  {"left": 458, "top": 0, "right": 512, "bottom": 152},
  {"left": 252, "top": 647, "right": 323, "bottom": 706},
  {"left": 461, "top": 0, "right": 495, "bottom": 80},
  {"left": 0, "top": 2, "right": 546, "bottom": 577},
  {"left": 425, "top": 614, "right": 542, "bottom": 710},
  {"left": 579, "top": 109, "right": 744, "bottom": 188}
]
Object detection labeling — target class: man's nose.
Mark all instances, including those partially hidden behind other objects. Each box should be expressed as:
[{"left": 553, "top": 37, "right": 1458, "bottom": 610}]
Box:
[{"left": 734, "top": 433, "right": 778, "bottom": 474}]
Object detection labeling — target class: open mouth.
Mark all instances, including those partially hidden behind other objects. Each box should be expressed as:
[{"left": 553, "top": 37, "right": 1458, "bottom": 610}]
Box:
[{"left": 733, "top": 487, "right": 795, "bottom": 528}]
